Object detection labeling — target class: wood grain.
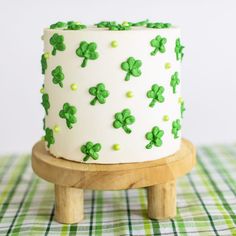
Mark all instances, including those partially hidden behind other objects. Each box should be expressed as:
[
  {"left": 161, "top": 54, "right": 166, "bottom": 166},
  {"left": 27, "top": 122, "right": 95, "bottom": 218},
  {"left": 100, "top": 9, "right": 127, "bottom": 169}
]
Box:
[
  {"left": 55, "top": 185, "right": 84, "bottom": 224},
  {"left": 32, "top": 139, "right": 196, "bottom": 190},
  {"left": 148, "top": 181, "right": 176, "bottom": 219}
]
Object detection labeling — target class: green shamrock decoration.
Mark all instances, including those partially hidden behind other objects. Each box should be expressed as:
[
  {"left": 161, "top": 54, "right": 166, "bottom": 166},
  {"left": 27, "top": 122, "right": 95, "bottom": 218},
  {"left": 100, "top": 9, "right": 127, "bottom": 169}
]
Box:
[
  {"left": 50, "top": 21, "right": 67, "bottom": 29},
  {"left": 113, "top": 109, "right": 135, "bottom": 134},
  {"left": 145, "top": 126, "right": 164, "bottom": 149},
  {"left": 95, "top": 21, "right": 116, "bottom": 28},
  {"left": 130, "top": 19, "right": 149, "bottom": 26},
  {"left": 147, "top": 22, "right": 171, "bottom": 29},
  {"left": 180, "top": 101, "right": 186, "bottom": 118},
  {"left": 44, "top": 128, "right": 55, "bottom": 148},
  {"left": 121, "top": 57, "right": 142, "bottom": 81},
  {"left": 150, "top": 35, "right": 167, "bottom": 56},
  {"left": 89, "top": 83, "right": 109, "bottom": 105},
  {"left": 170, "top": 72, "right": 180, "bottom": 94},
  {"left": 66, "top": 21, "right": 86, "bottom": 30},
  {"left": 95, "top": 21, "right": 131, "bottom": 30},
  {"left": 81, "top": 141, "right": 102, "bottom": 162},
  {"left": 76, "top": 41, "right": 99, "bottom": 68},
  {"left": 51, "top": 66, "right": 64, "bottom": 88},
  {"left": 146, "top": 84, "right": 165, "bottom": 108},
  {"left": 175, "top": 38, "right": 184, "bottom": 61},
  {"left": 41, "top": 54, "right": 47, "bottom": 74},
  {"left": 172, "top": 119, "right": 181, "bottom": 139},
  {"left": 59, "top": 103, "right": 77, "bottom": 129},
  {"left": 41, "top": 93, "right": 50, "bottom": 115},
  {"left": 50, "top": 33, "right": 66, "bottom": 56}
]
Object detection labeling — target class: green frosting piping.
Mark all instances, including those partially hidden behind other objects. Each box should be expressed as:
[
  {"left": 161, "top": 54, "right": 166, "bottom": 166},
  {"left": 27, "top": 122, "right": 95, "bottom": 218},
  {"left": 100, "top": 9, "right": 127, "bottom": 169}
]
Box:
[
  {"left": 146, "top": 22, "right": 171, "bottom": 29},
  {"left": 50, "top": 33, "right": 66, "bottom": 56},
  {"left": 66, "top": 21, "right": 86, "bottom": 30},
  {"left": 95, "top": 21, "right": 131, "bottom": 30},
  {"left": 41, "top": 93, "right": 50, "bottom": 115},
  {"left": 81, "top": 141, "right": 102, "bottom": 161},
  {"left": 89, "top": 83, "right": 109, "bottom": 105},
  {"left": 170, "top": 72, "right": 180, "bottom": 94},
  {"left": 145, "top": 126, "right": 164, "bottom": 149},
  {"left": 129, "top": 19, "right": 149, "bottom": 26},
  {"left": 175, "top": 38, "right": 185, "bottom": 61},
  {"left": 51, "top": 66, "right": 65, "bottom": 88},
  {"left": 49, "top": 21, "right": 86, "bottom": 30},
  {"left": 44, "top": 128, "right": 55, "bottom": 148},
  {"left": 172, "top": 119, "right": 181, "bottom": 139},
  {"left": 50, "top": 21, "right": 67, "bottom": 29},
  {"left": 113, "top": 108, "right": 135, "bottom": 134},
  {"left": 150, "top": 35, "right": 167, "bottom": 56},
  {"left": 40, "top": 54, "right": 47, "bottom": 75},
  {"left": 121, "top": 57, "right": 142, "bottom": 81},
  {"left": 76, "top": 41, "right": 99, "bottom": 68},
  {"left": 43, "top": 118, "right": 45, "bottom": 130},
  {"left": 180, "top": 101, "right": 186, "bottom": 118},
  {"left": 146, "top": 84, "right": 165, "bottom": 108},
  {"left": 59, "top": 103, "right": 77, "bottom": 129}
]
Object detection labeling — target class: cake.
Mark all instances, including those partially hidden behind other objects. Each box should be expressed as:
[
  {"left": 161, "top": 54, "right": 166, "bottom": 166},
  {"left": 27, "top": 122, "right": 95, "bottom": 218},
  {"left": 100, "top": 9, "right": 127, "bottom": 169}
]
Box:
[{"left": 40, "top": 20, "right": 185, "bottom": 164}]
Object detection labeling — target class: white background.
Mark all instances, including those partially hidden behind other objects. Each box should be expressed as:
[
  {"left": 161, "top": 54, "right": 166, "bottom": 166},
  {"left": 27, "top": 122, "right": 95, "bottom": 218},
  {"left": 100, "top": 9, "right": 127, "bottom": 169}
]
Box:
[{"left": 0, "top": 0, "right": 235, "bottom": 154}]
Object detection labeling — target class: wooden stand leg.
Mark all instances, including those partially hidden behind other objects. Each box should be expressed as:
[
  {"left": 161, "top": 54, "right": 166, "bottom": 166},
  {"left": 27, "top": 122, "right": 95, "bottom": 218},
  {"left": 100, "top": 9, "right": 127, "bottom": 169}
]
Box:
[
  {"left": 147, "top": 180, "right": 176, "bottom": 219},
  {"left": 54, "top": 185, "right": 84, "bottom": 224}
]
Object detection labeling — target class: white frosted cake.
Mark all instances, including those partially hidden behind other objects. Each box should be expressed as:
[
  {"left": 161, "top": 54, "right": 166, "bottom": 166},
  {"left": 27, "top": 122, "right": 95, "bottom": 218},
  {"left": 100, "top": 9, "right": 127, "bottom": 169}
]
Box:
[{"left": 40, "top": 20, "right": 185, "bottom": 164}]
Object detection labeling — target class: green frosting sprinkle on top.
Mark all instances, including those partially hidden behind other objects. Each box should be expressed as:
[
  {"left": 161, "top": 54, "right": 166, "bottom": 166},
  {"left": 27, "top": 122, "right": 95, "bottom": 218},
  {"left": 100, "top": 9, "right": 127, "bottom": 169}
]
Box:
[
  {"left": 146, "top": 84, "right": 165, "bottom": 108},
  {"left": 59, "top": 103, "right": 77, "bottom": 129},
  {"left": 44, "top": 128, "right": 55, "bottom": 148},
  {"left": 95, "top": 21, "right": 116, "bottom": 28},
  {"left": 113, "top": 108, "right": 135, "bottom": 134},
  {"left": 170, "top": 72, "right": 180, "bottom": 94},
  {"left": 41, "top": 93, "right": 50, "bottom": 115},
  {"left": 66, "top": 21, "right": 87, "bottom": 30},
  {"left": 50, "top": 21, "right": 67, "bottom": 29},
  {"left": 40, "top": 54, "right": 47, "bottom": 75},
  {"left": 150, "top": 35, "right": 167, "bottom": 56},
  {"left": 172, "top": 119, "right": 181, "bottom": 139},
  {"left": 146, "top": 22, "right": 172, "bottom": 29},
  {"left": 129, "top": 19, "right": 149, "bottom": 26},
  {"left": 121, "top": 57, "right": 142, "bottom": 81},
  {"left": 175, "top": 38, "right": 185, "bottom": 61},
  {"left": 76, "top": 41, "right": 99, "bottom": 68},
  {"left": 145, "top": 126, "right": 164, "bottom": 149},
  {"left": 95, "top": 21, "right": 131, "bottom": 30},
  {"left": 81, "top": 141, "right": 102, "bottom": 162},
  {"left": 89, "top": 83, "right": 109, "bottom": 105},
  {"left": 49, "top": 21, "right": 86, "bottom": 30},
  {"left": 49, "top": 33, "right": 66, "bottom": 56},
  {"left": 51, "top": 66, "right": 65, "bottom": 88}
]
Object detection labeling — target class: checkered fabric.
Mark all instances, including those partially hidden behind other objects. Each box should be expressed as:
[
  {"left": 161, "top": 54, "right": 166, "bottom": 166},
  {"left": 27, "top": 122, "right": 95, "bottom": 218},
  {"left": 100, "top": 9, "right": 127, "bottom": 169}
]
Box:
[{"left": 0, "top": 145, "right": 236, "bottom": 235}]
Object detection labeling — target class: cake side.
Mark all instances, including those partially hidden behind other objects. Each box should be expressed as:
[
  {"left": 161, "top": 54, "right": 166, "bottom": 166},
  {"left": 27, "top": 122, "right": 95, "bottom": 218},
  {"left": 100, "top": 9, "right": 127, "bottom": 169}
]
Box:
[{"left": 41, "top": 21, "right": 185, "bottom": 164}]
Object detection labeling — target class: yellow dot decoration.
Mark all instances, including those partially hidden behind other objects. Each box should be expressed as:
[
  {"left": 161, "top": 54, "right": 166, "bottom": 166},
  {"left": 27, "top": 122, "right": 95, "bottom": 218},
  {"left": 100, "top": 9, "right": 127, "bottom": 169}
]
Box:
[
  {"left": 113, "top": 144, "right": 120, "bottom": 151},
  {"left": 122, "top": 21, "right": 129, "bottom": 27},
  {"left": 40, "top": 87, "right": 45, "bottom": 94},
  {"left": 126, "top": 91, "right": 134, "bottom": 98},
  {"left": 70, "top": 83, "right": 78, "bottom": 91},
  {"left": 111, "top": 40, "right": 118, "bottom": 48},
  {"left": 165, "top": 63, "right": 171, "bottom": 69},
  {"left": 76, "top": 21, "right": 81, "bottom": 25},
  {"left": 178, "top": 96, "right": 183, "bottom": 104},
  {"left": 163, "top": 115, "right": 169, "bottom": 122},
  {"left": 54, "top": 125, "right": 61, "bottom": 133},
  {"left": 44, "top": 52, "right": 50, "bottom": 59}
]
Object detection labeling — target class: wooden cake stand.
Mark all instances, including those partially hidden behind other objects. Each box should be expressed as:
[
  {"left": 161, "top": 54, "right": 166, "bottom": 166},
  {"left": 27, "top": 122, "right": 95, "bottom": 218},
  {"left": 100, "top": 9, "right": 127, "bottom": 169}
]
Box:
[{"left": 32, "top": 138, "right": 196, "bottom": 224}]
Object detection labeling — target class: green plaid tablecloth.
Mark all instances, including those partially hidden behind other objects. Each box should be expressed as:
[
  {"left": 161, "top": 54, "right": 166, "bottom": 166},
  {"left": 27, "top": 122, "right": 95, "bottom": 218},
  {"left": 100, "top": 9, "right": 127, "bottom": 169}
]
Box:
[{"left": 0, "top": 145, "right": 236, "bottom": 236}]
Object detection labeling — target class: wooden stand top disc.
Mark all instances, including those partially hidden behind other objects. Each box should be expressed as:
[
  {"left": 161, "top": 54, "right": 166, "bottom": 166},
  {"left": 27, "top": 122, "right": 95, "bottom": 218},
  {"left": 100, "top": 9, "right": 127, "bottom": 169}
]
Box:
[{"left": 32, "top": 139, "right": 196, "bottom": 190}]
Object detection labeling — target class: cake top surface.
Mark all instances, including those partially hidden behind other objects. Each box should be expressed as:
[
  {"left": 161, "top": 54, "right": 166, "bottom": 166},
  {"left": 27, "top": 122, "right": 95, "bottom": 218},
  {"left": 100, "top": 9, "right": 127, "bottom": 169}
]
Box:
[{"left": 45, "top": 20, "right": 178, "bottom": 31}]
